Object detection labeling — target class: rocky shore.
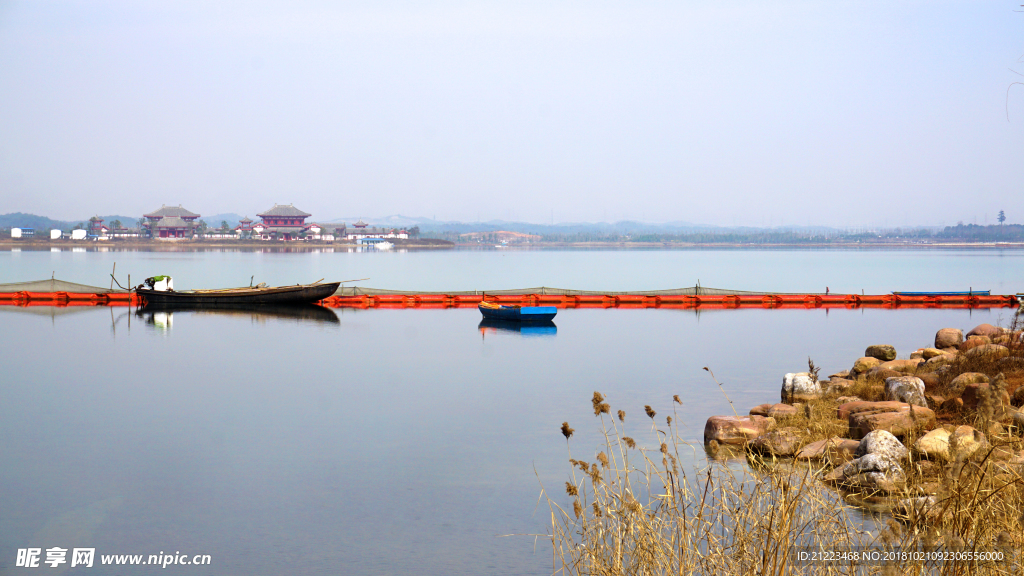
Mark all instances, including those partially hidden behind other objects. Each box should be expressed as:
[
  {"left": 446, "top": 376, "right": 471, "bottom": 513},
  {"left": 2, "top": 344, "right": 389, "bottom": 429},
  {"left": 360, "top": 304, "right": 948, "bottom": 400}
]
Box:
[{"left": 704, "top": 322, "right": 1024, "bottom": 522}]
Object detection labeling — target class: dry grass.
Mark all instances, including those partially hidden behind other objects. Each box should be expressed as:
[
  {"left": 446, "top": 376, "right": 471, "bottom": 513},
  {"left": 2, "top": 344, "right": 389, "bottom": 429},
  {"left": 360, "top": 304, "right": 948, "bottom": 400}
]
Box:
[{"left": 544, "top": 392, "right": 1024, "bottom": 575}]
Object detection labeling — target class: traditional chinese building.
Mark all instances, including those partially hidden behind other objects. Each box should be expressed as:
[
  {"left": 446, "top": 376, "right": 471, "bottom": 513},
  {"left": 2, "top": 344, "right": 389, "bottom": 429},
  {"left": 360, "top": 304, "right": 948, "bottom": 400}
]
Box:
[
  {"left": 154, "top": 217, "right": 193, "bottom": 239},
  {"left": 143, "top": 205, "right": 200, "bottom": 238},
  {"left": 234, "top": 217, "right": 255, "bottom": 238},
  {"left": 87, "top": 216, "right": 108, "bottom": 237},
  {"left": 344, "top": 220, "right": 408, "bottom": 240},
  {"left": 256, "top": 204, "right": 312, "bottom": 240}
]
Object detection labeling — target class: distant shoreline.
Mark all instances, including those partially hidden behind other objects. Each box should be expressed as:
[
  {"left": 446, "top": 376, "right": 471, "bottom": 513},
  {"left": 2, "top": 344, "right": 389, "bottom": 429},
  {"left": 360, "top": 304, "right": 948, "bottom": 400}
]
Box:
[
  {"left": 0, "top": 238, "right": 454, "bottom": 250},
  {"left": 2, "top": 239, "right": 1023, "bottom": 250}
]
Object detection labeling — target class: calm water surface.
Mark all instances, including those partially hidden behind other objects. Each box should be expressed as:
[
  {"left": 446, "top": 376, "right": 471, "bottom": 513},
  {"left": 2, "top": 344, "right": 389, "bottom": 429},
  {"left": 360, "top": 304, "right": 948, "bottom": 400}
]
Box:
[{"left": 0, "top": 249, "right": 1021, "bottom": 575}]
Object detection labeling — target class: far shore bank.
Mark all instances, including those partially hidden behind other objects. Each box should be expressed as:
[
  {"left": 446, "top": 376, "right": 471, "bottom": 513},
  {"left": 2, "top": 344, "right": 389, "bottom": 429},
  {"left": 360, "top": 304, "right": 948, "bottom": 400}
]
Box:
[
  {"left": 0, "top": 239, "right": 454, "bottom": 250},
  {"left": 3, "top": 239, "right": 1024, "bottom": 250}
]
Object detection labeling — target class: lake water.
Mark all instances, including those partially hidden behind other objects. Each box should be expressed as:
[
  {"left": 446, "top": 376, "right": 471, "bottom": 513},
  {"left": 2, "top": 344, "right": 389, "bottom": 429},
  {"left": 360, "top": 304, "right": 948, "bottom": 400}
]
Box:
[{"left": 0, "top": 248, "right": 1022, "bottom": 575}]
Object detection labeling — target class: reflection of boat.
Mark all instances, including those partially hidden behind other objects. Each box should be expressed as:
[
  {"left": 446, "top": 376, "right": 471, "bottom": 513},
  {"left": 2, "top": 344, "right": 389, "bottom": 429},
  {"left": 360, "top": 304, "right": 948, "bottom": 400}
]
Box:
[
  {"left": 136, "top": 281, "right": 341, "bottom": 307},
  {"left": 478, "top": 301, "right": 557, "bottom": 322},
  {"left": 136, "top": 304, "right": 340, "bottom": 325},
  {"left": 374, "top": 241, "right": 394, "bottom": 250},
  {"left": 478, "top": 318, "right": 557, "bottom": 337}
]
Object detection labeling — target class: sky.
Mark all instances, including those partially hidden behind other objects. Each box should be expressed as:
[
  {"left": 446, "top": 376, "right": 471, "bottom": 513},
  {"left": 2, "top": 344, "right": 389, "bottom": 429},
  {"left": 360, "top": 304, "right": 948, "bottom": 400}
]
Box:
[{"left": 0, "top": 1, "right": 1023, "bottom": 227}]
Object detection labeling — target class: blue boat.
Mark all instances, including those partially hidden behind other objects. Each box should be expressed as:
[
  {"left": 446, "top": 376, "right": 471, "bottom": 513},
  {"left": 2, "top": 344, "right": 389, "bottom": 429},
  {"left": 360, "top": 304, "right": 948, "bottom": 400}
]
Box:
[
  {"left": 893, "top": 290, "right": 991, "bottom": 296},
  {"left": 478, "top": 301, "right": 557, "bottom": 322}
]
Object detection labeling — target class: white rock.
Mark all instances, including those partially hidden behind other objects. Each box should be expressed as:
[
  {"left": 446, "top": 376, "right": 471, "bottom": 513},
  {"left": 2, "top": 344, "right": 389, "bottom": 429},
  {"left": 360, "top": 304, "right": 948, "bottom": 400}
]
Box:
[
  {"left": 884, "top": 376, "right": 927, "bottom": 408},
  {"left": 781, "top": 372, "right": 821, "bottom": 404},
  {"left": 855, "top": 429, "right": 908, "bottom": 460}
]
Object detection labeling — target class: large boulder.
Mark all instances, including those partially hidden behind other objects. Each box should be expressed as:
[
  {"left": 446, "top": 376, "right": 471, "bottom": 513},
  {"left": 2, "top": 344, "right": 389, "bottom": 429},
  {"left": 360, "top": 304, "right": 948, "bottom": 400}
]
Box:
[
  {"left": 935, "top": 328, "right": 964, "bottom": 349},
  {"left": 883, "top": 376, "right": 927, "bottom": 408},
  {"left": 949, "top": 426, "right": 988, "bottom": 460},
  {"left": 916, "top": 372, "right": 940, "bottom": 390},
  {"left": 851, "top": 357, "right": 881, "bottom": 376},
  {"left": 780, "top": 372, "right": 821, "bottom": 403},
  {"left": 878, "top": 358, "right": 924, "bottom": 373},
  {"left": 749, "top": 403, "right": 773, "bottom": 416},
  {"left": 865, "top": 344, "right": 897, "bottom": 362},
  {"left": 704, "top": 415, "right": 775, "bottom": 446},
  {"left": 749, "top": 428, "right": 801, "bottom": 457},
  {"left": 1011, "top": 410, "right": 1024, "bottom": 432},
  {"left": 967, "top": 323, "right": 1003, "bottom": 338},
  {"left": 826, "top": 453, "right": 907, "bottom": 493},
  {"left": 949, "top": 372, "right": 988, "bottom": 393},
  {"left": 767, "top": 403, "right": 798, "bottom": 419},
  {"left": 825, "top": 378, "right": 855, "bottom": 395},
  {"left": 961, "top": 382, "right": 1011, "bottom": 414},
  {"left": 922, "top": 354, "right": 954, "bottom": 371},
  {"left": 864, "top": 367, "right": 903, "bottom": 381},
  {"left": 854, "top": 429, "right": 908, "bottom": 460},
  {"left": 1011, "top": 386, "right": 1024, "bottom": 408},
  {"left": 913, "top": 428, "right": 952, "bottom": 460},
  {"left": 837, "top": 401, "right": 936, "bottom": 439},
  {"left": 796, "top": 437, "right": 859, "bottom": 464},
  {"left": 964, "top": 344, "right": 1010, "bottom": 361}
]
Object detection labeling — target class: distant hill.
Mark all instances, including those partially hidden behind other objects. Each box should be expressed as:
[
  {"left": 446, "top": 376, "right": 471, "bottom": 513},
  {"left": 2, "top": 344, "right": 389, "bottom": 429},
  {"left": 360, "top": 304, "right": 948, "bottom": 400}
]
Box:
[
  {"left": 202, "top": 213, "right": 245, "bottom": 228},
  {"left": 0, "top": 213, "right": 140, "bottom": 231}
]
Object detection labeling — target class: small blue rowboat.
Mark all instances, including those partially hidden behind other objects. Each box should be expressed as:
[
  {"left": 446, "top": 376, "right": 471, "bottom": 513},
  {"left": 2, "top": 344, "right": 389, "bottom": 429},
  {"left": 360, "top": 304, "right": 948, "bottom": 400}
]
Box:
[{"left": 478, "top": 301, "right": 557, "bottom": 322}]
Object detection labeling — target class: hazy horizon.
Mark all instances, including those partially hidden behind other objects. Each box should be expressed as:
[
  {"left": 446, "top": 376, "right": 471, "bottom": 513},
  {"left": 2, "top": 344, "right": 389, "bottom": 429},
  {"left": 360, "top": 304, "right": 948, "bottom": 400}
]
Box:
[{"left": 1, "top": 2, "right": 1022, "bottom": 227}]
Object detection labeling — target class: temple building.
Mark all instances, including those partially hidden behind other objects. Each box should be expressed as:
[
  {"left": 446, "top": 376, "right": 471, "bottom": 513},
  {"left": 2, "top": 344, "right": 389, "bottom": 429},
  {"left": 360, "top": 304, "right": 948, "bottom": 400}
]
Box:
[
  {"left": 256, "top": 204, "right": 312, "bottom": 240},
  {"left": 344, "top": 220, "right": 408, "bottom": 240},
  {"left": 234, "top": 217, "right": 255, "bottom": 238},
  {"left": 143, "top": 205, "right": 200, "bottom": 239}
]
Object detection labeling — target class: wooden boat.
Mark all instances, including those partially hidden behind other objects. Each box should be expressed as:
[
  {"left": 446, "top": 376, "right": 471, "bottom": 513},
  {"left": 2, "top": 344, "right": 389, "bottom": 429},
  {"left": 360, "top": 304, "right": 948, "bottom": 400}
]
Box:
[
  {"left": 136, "top": 281, "right": 341, "bottom": 307},
  {"left": 478, "top": 301, "right": 557, "bottom": 322}
]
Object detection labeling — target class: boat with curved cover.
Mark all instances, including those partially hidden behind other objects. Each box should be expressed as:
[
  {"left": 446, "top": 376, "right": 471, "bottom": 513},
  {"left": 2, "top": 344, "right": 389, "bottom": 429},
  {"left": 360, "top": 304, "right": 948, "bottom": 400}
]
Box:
[{"left": 136, "top": 281, "right": 341, "bottom": 307}]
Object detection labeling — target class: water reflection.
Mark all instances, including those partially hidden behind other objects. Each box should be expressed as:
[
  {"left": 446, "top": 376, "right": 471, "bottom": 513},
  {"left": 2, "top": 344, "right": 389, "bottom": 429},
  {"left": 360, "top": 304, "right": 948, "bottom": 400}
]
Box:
[
  {"left": 136, "top": 304, "right": 339, "bottom": 331},
  {"left": 478, "top": 318, "right": 557, "bottom": 338}
]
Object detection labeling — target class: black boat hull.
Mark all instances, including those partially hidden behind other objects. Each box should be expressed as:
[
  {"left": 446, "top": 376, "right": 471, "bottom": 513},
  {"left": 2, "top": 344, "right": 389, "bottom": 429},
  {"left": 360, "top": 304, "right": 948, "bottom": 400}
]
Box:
[{"left": 137, "top": 282, "right": 341, "bottom": 307}]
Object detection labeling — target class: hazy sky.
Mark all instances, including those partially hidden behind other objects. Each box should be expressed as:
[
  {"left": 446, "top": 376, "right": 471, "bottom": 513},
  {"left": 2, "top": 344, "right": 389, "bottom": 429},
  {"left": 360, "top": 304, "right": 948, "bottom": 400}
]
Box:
[{"left": 1, "top": 1, "right": 1022, "bottom": 226}]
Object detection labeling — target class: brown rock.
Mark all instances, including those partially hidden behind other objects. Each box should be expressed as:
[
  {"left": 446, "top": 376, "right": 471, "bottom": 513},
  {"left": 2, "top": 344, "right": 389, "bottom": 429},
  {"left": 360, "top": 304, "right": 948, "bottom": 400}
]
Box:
[
  {"left": 950, "top": 425, "right": 987, "bottom": 459},
  {"left": 796, "top": 437, "right": 859, "bottom": 463},
  {"left": 835, "top": 395, "right": 862, "bottom": 404},
  {"left": 925, "top": 394, "right": 945, "bottom": 408},
  {"left": 1011, "top": 385, "right": 1024, "bottom": 408},
  {"left": 917, "top": 372, "right": 940, "bottom": 390},
  {"left": 851, "top": 356, "right": 881, "bottom": 375},
  {"left": 865, "top": 367, "right": 903, "bottom": 380},
  {"left": 910, "top": 350, "right": 924, "bottom": 360},
  {"left": 961, "top": 382, "right": 1011, "bottom": 412},
  {"left": 949, "top": 372, "right": 989, "bottom": 393},
  {"left": 964, "top": 344, "right": 1010, "bottom": 361},
  {"left": 922, "top": 354, "right": 954, "bottom": 371},
  {"left": 766, "top": 403, "right": 798, "bottom": 419},
  {"left": 865, "top": 344, "right": 897, "bottom": 361},
  {"left": 913, "top": 428, "right": 951, "bottom": 460},
  {"left": 967, "top": 335, "right": 992, "bottom": 344},
  {"left": 934, "top": 328, "right": 963, "bottom": 349},
  {"left": 921, "top": 348, "right": 946, "bottom": 359},
  {"left": 749, "top": 403, "right": 773, "bottom": 416},
  {"left": 939, "top": 397, "right": 964, "bottom": 413},
  {"left": 960, "top": 339, "right": 988, "bottom": 352},
  {"left": 967, "top": 323, "right": 1003, "bottom": 338},
  {"left": 749, "top": 428, "right": 801, "bottom": 457},
  {"left": 825, "top": 378, "right": 855, "bottom": 395},
  {"left": 838, "top": 401, "right": 936, "bottom": 439},
  {"left": 878, "top": 358, "right": 923, "bottom": 373},
  {"left": 829, "top": 369, "right": 852, "bottom": 379},
  {"left": 704, "top": 415, "right": 775, "bottom": 445}
]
